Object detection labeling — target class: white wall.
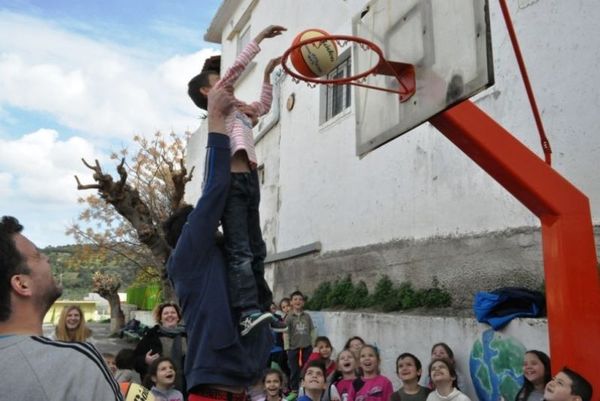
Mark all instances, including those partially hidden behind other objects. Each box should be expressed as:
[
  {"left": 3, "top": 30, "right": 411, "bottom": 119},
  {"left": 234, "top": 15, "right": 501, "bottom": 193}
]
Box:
[
  {"left": 311, "top": 311, "right": 549, "bottom": 401},
  {"left": 187, "top": 0, "right": 600, "bottom": 256}
]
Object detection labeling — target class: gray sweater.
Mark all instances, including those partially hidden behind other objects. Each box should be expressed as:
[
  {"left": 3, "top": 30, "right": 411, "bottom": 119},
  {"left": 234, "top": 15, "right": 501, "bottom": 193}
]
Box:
[{"left": 0, "top": 335, "right": 123, "bottom": 401}]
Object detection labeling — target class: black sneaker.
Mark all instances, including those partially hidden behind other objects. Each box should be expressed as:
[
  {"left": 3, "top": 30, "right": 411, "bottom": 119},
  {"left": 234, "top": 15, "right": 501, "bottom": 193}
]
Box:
[
  {"left": 270, "top": 317, "right": 288, "bottom": 333},
  {"left": 240, "top": 312, "right": 272, "bottom": 336}
]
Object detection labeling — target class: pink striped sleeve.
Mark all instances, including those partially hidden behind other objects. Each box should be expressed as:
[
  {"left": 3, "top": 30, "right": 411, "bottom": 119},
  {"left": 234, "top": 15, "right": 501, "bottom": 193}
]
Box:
[
  {"left": 217, "top": 40, "right": 260, "bottom": 87},
  {"left": 247, "top": 82, "right": 273, "bottom": 117}
]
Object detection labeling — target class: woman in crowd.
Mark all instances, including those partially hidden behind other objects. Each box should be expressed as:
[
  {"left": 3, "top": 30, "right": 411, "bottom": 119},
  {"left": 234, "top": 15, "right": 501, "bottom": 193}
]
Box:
[
  {"left": 133, "top": 302, "right": 187, "bottom": 395},
  {"left": 514, "top": 350, "right": 551, "bottom": 401},
  {"left": 54, "top": 305, "right": 94, "bottom": 342}
]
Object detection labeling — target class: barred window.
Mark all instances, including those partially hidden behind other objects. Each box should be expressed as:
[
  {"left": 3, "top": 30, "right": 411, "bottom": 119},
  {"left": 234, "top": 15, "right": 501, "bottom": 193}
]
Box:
[{"left": 322, "top": 51, "right": 352, "bottom": 123}]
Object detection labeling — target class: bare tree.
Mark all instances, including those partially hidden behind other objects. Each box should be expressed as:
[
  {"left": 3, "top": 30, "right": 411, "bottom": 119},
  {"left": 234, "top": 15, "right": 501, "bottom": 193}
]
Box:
[{"left": 70, "top": 132, "right": 193, "bottom": 302}]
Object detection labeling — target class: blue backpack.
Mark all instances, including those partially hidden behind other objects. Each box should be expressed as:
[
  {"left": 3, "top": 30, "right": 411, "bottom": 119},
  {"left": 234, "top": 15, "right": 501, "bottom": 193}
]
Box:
[{"left": 473, "top": 287, "right": 546, "bottom": 329}]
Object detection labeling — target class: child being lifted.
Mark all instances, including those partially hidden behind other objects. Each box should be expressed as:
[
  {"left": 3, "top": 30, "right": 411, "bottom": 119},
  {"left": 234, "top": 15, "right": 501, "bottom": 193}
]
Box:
[{"left": 187, "top": 25, "right": 287, "bottom": 336}]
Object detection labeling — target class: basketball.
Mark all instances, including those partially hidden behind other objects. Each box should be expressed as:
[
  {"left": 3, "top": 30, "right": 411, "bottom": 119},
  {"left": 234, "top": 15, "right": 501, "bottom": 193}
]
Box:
[{"left": 290, "top": 29, "right": 338, "bottom": 77}]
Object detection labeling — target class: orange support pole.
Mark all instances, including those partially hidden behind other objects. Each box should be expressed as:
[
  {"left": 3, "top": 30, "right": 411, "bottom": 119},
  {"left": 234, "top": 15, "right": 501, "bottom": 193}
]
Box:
[{"left": 430, "top": 100, "right": 600, "bottom": 398}]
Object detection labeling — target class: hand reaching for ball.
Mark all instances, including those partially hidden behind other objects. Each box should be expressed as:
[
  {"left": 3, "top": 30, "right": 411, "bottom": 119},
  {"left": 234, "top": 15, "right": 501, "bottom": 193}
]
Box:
[{"left": 255, "top": 25, "right": 287, "bottom": 43}]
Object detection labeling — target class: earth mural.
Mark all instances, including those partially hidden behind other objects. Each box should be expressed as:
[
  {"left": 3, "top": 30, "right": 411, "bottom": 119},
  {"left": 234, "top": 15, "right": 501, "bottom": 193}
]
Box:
[{"left": 470, "top": 329, "right": 526, "bottom": 401}]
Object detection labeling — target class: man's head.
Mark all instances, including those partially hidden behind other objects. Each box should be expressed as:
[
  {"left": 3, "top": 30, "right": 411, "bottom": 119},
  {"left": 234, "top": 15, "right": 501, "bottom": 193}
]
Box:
[
  {"left": 162, "top": 205, "right": 224, "bottom": 251},
  {"left": 544, "top": 368, "right": 593, "bottom": 401},
  {"left": 188, "top": 71, "right": 220, "bottom": 110},
  {"left": 0, "top": 216, "right": 62, "bottom": 322},
  {"left": 163, "top": 205, "right": 194, "bottom": 249}
]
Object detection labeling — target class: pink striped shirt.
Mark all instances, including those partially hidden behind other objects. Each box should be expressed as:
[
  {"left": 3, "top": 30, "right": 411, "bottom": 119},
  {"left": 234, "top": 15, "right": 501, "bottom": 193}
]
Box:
[{"left": 216, "top": 40, "right": 273, "bottom": 168}]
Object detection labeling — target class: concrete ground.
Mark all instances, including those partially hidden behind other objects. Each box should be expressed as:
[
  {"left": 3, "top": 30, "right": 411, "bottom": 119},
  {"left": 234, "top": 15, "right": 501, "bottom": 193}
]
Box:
[{"left": 43, "top": 322, "right": 139, "bottom": 354}]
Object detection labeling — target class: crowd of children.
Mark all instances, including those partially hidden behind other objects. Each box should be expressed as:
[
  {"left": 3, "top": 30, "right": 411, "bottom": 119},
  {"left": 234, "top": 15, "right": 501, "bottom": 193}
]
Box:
[{"left": 98, "top": 290, "right": 592, "bottom": 401}]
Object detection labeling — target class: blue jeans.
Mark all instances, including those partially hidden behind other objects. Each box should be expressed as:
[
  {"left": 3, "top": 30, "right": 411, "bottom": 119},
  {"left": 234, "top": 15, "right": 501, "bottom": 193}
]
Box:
[{"left": 222, "top": 171, "right": 272, "bottom": 315}]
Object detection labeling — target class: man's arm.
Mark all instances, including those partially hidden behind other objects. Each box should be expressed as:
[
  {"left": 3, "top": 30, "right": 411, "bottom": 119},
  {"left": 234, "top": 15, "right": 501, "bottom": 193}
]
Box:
[{"left": 167, "top": 86, "right": 235, "bottom": 277}]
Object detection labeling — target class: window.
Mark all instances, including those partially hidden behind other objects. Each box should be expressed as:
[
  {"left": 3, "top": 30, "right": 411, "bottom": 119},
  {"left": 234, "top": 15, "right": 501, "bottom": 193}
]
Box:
[
  {"left": 321, "top": 51, "right": 352, "bottom": 123},
  {"left": 237, "top": 26, "right": 251, "bottom": 56}
]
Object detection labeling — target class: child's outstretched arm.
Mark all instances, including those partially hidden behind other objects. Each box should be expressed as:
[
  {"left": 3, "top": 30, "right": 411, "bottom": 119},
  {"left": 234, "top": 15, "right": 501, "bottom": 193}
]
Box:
[
  {"left": 263, "top": 56, "right": 282, "bottom": 85},
  {"left": 244, "top": 57, "right": 282, "bottom": 118},
  {"left": 218, "top": 25, "right": 286, "bottom": 88},
  {"left": 254, "top": 25, "right": 286, "bottom": 45}
]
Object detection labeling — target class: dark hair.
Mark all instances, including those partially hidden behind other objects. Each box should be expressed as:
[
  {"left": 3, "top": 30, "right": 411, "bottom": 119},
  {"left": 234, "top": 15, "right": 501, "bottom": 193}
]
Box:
[
  {"left": 344, "top": 336, "right": 365, "bottom": 350},
  {"left": 302, "top": 360, "right": 326, "bottom": 379},
  {"left": 262, "top": 368, "right": 284, "bottom": 384},
  {"left": 562, "top": 367, "right": 592, "bottom": 401},
  {"left": 279, "top": 297, "right": 291, "bottom": 308},
  {"left": 429, "top": 358, "right": 458, "bottom": 388},
  {"left": 315, "top": 336, "right": 333, "bottom": 348},
  {"left": 290, "top": 290, "right": 304, "bottom": 299},
  {"left": 515, "top": 350, "right": 551, "bottom": 401},
  {"left": 187, "top": 70, "right": 219, "bottom": 110},
  {"left": 162, "top": 206, "right": 224, "bottom": 252},
  {"left": 162, "top": 205, "right": 194, "bottom": 248},
  {"left": 0, "top": 216, "right": 28, "bottom": 321},
  {"left": 431, "top": 342, "right": 455, "bottom": 361},
  {"left": 144, "top": 356, "right": 176, "bottom": 388},
  {"left": 115, "top": 348, "right": 136, "bottom": 370},
  {"left": 396, "top": 352, "right": 423, "bottom": 377}
]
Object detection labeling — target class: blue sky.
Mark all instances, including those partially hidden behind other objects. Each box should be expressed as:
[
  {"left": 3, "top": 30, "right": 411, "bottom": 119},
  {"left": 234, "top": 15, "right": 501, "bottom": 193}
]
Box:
[{"left": 0, "top": 0, "right": 222, "bottom": 246}]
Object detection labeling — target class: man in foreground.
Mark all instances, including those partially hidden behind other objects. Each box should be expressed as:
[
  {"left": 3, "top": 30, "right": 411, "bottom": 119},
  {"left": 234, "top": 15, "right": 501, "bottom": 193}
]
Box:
[{"left": 0, "top": 216, "right": 123, "bottom": 401}]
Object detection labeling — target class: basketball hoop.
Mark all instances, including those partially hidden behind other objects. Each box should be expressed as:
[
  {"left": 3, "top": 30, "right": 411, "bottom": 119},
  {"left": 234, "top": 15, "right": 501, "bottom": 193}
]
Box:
[{"left": 281, "top": 34, "right": 416, "bottom": 102}]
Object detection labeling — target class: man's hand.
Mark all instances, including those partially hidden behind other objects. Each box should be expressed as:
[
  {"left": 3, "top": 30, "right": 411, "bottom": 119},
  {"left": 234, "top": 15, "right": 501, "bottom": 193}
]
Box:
[
  {"left": 255, "top": 25, "right": 287, "bottom": 44},
  {"left": 207, "top": 84, "right": 234, "bottom": 133}
]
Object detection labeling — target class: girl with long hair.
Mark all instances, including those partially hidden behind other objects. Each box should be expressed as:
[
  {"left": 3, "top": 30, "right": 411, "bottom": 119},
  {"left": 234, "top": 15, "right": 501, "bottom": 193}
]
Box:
[
  {"left": 514, "top": 350, "right": 551, "bottom": 401},
  {"left": 54, "top": 305, "right": 93, "bottom": 342}
]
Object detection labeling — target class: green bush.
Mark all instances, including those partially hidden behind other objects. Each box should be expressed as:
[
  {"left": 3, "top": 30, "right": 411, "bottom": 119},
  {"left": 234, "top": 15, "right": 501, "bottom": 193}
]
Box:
[
  {"left": 345, "top": 280, "right": 370, "bottom": 309},
  {"left": 305, "top": 275, "right": 451, "bottom": 311},
  {"left": 327, "top": 275, "right": 354, "bottom": 307},
  {"left": 305, "top": 282, "right": 332, "bottom": 310},
  {"left": 370, "top": 275, "right": 395, "bottom": 307},
  {"left": 418, "top": 287, "right": 452, "bottom": 307},
  {"left": 397, "top": 282, "right": 420, "bottom": 309}
]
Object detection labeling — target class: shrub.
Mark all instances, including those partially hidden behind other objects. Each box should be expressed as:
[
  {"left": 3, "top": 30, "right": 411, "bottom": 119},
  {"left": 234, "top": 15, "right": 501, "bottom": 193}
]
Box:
[
  {"left": 327, "top": 275, "right": 354, "bottom": 307},
  {"left": 398, "top": 282, "right": 420, "bottom": 309},
  {"left": 305, "top": 282, "right": 331, "bottom": 310},
  {"left": 345, "top": 280, "right": 370, "bottom": 309},
  {"left": 305, "top": 275, "right": 451, "bottom": 311},
  {"left": 370, "top": 275, "right": 396, "bottom": 307}
]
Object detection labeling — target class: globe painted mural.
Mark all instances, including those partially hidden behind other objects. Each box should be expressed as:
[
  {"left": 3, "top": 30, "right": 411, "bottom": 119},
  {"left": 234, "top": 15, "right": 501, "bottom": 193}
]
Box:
[{"left": 470, "top": 329, "right": 526, "bottom": 401}]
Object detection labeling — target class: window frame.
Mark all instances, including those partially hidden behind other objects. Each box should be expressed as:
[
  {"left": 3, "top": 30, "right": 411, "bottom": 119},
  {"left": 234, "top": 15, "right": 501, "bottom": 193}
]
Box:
[{"left": 320, "top": 49, "right": 352, "bottom": 125}]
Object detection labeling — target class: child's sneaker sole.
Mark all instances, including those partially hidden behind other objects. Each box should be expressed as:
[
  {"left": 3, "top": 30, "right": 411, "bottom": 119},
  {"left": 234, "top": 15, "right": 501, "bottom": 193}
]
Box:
[{"left": 240, "top": 312, "right": 272, "bottom": 336}]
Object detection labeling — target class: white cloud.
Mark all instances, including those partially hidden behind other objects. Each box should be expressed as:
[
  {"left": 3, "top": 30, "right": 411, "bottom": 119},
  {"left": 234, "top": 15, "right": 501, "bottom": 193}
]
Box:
[
  {"left": 0, "top": 10, "right": 220, "bottom": 140},
  {"left": 159, "top": 48, "right": 221, "bottom": 93},
  {"left": 0, "top": 172, "right": 13, "bottom": 198},
  {"left": 0, "top": 129, "right": 101, "bottom": 203}
]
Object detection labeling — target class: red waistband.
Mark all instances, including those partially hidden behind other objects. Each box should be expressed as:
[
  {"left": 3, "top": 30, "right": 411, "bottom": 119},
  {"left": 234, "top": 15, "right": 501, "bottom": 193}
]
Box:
[{"left": 189, "top": 388, "right": 248, "bottom": 401}]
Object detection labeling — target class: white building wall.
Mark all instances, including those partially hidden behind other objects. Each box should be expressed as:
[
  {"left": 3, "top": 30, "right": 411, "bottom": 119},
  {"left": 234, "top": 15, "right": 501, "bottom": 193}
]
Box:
[
  {"left": 311, "top": 311, "right": 549, "bottom": 401},
  {"left": 186, "top": 0, "right": 600, "bottom": 256}
]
